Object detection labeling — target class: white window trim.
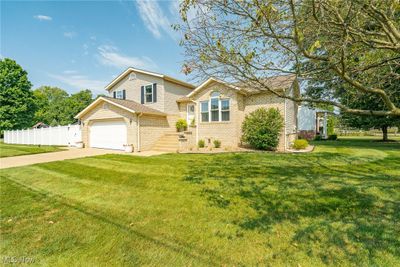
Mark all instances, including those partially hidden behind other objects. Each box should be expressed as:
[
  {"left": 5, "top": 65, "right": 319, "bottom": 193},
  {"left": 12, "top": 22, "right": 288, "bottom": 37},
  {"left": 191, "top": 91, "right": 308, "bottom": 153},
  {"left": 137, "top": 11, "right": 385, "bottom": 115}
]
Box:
[
  {"left": 187, "top": 104, "right": 195, "bottom": 123},
  {"left": 220, "top": 99, "right": 230, "bottom": 122},
  {"left": 144, "top": 84, "right": 154, "bottom": 103},
  {"left": 200, "top": 96, "right": 230, "bottom": 123},
  {"left": 115, "top": 90, "right": 124, "bottom": 99},
  {"left": 200, "top": 101, "right": 209, "bottom": 122}
]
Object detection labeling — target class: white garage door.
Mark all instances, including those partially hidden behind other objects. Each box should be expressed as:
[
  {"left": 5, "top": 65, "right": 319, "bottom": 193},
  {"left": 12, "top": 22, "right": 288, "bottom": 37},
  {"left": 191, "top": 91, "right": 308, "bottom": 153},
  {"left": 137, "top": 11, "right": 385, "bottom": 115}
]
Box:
[{"left": 89, "top": 120, "right": 127, "bottom": 150}]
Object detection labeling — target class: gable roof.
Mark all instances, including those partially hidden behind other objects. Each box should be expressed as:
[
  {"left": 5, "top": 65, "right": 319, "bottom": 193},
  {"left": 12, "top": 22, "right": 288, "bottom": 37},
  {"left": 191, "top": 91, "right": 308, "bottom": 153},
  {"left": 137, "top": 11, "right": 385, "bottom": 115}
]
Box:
[
  {"left": 105, "top": 67, "right": 196, "bottom": 91},
  {"left": 180, "top": 75, "right": 296, "bottom": 101},
  {"left": 75, "top": 96, "right": 166, "bottom": 119},
  {"left": 186, "top": 78, "right": 245, "bottom": 98}
]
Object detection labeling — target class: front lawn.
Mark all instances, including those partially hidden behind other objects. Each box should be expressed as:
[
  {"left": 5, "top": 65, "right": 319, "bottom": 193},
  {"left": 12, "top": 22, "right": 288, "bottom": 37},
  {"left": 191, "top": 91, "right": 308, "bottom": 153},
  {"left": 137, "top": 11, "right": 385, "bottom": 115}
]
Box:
[
  {"left": 0, "top": 142, "right": 63, "bottom": 158},
  {"left": 0, "top": 138, "right": 399, "bottom": 266}
]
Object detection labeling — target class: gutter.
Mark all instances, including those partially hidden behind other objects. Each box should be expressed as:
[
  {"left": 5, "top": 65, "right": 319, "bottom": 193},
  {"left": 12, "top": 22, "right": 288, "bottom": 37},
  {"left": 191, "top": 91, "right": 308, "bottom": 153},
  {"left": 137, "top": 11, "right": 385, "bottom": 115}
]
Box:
[{"left": 137, "top": 113, "right": 143, "bottom": 152}]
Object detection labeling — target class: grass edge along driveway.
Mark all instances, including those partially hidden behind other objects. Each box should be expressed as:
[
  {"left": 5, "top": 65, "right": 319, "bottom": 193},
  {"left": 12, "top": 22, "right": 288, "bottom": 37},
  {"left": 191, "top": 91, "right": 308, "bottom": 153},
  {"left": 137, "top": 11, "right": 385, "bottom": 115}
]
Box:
[
  {"left": 0, "top": 138, "right": 399, "bottom": 266},
  {"left": 0, "top": 142, "right": 64, "bottom": 158}
]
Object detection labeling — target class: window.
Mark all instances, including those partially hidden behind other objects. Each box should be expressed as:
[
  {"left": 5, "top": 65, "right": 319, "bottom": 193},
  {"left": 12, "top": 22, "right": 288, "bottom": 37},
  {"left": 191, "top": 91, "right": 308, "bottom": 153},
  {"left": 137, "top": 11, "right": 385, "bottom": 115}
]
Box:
[
  {"left": 211, "top": 98, "right": 219, "bottom": 121},
  {"left": 200, "top": 101, "right": 209, "bottom": 122},
  {"left": 221, "top": 99, "right": 230, "bottom": 121},
  {"left": 145, "top": 84, "right": 153, "bottom": 103},
  {"left": 115, "top": 90, "right": 124, "bottom": 99},
  {"left": 199, "top": 91, "right": 230, "bottom": 123}
]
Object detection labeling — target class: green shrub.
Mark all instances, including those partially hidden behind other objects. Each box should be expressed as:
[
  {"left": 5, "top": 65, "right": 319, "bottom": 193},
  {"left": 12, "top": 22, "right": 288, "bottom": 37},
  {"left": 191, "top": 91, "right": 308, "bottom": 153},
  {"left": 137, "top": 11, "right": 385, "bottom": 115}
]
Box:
[
  {"left": 198, "top": 139, "right": 205, "bottom": 148},
  {"left": 328, "top": 134, "right": 338, "bottom": 140},
  {"left": 293, "top": 139, "right": 308, "bottom": 150},
  {"left": 176, "top": 119, "right": 187, "bottom": 132},
  {"left": 314, "top": 134, "right": 322, "bottom": 141},
  {"left": 241, "top": 108, "right": 284, "bottom": 150},
  {"left": 213, "top": 139, "right": 221, "bottom": 148}
]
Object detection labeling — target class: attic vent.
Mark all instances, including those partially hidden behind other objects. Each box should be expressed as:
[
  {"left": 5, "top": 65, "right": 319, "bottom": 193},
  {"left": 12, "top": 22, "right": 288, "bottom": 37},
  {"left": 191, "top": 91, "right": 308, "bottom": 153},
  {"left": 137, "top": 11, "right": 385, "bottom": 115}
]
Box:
[
  {"left": 128, "top": 73, "right": 136, "bottom": 81},
  {"left": 103, "top": 103, "right": 109, "bottom": 109}
]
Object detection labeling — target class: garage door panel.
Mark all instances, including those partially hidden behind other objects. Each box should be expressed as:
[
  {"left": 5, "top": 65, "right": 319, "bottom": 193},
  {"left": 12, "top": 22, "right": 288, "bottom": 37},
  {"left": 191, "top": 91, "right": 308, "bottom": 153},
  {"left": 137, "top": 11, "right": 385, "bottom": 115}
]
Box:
[{"left": 90, "top": 120, "right": 127, "bottom": 150}]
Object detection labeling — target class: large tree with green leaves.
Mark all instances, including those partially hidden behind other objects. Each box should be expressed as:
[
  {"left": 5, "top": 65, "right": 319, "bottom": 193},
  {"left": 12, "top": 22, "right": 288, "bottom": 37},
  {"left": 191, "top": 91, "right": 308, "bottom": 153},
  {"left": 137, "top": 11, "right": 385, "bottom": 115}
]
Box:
[
  {"left": 0, "top": 58, "right": 36, "bottom": 132},
  {"left": 178, "top": 0, "right": 400, "bottom": 117},
  {"left": 33, "top": 87, "right": 92, "bottom": 126}
]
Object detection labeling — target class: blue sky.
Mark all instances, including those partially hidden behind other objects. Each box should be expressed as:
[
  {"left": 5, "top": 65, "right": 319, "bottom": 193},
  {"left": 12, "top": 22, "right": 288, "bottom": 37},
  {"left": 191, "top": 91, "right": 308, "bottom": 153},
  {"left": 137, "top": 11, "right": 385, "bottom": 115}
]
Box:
[{"left": 1, "top": 0, "right": 188, "bottom": 95}]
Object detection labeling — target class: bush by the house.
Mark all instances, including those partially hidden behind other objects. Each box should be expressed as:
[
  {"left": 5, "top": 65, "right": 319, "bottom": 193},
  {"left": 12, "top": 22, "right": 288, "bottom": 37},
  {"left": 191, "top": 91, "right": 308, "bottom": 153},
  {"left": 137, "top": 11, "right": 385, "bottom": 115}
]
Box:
[
  {"left": 293, "top": 139, "right": 309, "bottom": 150},
  {"left": 328, "top": 134, "right": 338, "bottom": 140},
  {"left": 241, "top": 108, "right": 284, "bottom": 150},
  {"left": 213, "top": 139, "right": 221, "bottom": 148},
  {"left": 176, "top": 119, "right": 188, "bottom": 132},
  {"left": 314, "top": 134, "right": 322, "bottom": 141},
  {"left": 298, "top": 130, "right": 316, "bottom": 141},
  {"left": 198, "top": 139, "right": 205, "bottom": 148}
]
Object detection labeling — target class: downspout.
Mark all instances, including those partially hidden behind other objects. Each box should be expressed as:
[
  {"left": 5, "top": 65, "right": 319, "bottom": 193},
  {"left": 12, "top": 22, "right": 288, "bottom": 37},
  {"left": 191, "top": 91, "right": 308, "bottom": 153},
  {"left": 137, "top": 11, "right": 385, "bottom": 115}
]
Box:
[
  {"left": 137, "top": 113, "right": 143, "bottom": 152},
  {"left": 284, "top": 98, "right": 287, "bottom": 151},
  {"left": 195, "top": 102, "right": 199, "bottom": 144}
]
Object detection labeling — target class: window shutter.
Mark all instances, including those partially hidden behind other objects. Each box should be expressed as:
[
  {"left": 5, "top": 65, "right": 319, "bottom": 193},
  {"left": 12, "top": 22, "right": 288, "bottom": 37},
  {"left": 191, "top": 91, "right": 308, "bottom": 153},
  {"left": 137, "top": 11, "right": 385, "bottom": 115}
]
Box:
[
  {"left": 153, "top": 83, "right": 157, "bottom": 103},
  {"left": 141, "top": 86, "right": 145, "bottom": 104},
  {"left": 113, "top": 91, "right": 116, "bottom": 98},
  {"left": 122, "top": 89, "right": 126, "bottom": 100}
]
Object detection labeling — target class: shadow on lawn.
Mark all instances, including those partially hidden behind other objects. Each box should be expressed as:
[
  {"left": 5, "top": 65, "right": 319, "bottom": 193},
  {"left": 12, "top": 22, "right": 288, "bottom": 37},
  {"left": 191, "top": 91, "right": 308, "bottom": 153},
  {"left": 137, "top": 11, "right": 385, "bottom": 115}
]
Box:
[
  {"left": 183, "top": 145, "right": 400, "bottom": 264},
  {"left": 3, "top": 177, "right": 224, "bottom": 266}
]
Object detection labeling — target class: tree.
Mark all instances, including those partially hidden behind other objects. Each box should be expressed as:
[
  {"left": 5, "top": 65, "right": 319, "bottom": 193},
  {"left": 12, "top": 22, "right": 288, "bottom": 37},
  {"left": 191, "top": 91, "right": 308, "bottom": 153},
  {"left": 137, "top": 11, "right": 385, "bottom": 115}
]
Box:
[
  {"left": 33, "top": 87, "right": 93, "bottom": 126},
  {"left": 62, "top": 89, "right": 93, "bottom": 125},
  {"left": 178, "top": 0, "right": 400, "bottom": 117},
  {"left": 0, "top": 58, "right": 36, "bottom": 132},
  {"left": 339, "top": 78, "right": 400, "bottom": 141},
  {"left": 33, "top": 86, "right": 69, "bottom": 126}
]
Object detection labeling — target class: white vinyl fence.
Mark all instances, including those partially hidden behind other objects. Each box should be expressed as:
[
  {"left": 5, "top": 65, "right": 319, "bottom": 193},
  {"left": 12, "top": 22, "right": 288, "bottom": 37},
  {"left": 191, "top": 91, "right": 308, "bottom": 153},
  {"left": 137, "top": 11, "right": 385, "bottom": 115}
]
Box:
[{"left": 4, "top": 125, "right": 82, "bottom": 146}]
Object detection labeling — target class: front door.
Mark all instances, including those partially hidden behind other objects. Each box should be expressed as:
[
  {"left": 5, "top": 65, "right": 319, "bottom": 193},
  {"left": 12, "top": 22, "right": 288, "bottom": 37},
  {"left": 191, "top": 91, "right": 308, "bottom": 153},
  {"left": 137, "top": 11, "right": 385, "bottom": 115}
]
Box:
[{"left": 187, "top": 104, "right": 195, "bottom": 125}]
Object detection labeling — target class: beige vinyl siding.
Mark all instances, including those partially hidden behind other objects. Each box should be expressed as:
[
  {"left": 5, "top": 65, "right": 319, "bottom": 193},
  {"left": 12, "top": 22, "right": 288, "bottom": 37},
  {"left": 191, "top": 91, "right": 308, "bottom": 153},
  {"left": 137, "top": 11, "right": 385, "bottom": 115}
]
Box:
[
  {"left": 163, "top": 80, "right": 194, "bottom": 115},
  {"left": 108, "top": 71, "right": 165, "bottom": 112}
]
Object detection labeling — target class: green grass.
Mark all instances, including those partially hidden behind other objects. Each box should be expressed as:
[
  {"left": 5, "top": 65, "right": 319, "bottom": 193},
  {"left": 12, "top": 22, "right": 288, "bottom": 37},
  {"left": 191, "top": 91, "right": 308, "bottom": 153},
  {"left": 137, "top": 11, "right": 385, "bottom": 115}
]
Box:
[
  {"left": 0, "top": 142, "right": 63, "bottom": 158},
  {"left": 0, "top": 138, "right": 399, "bottom": 266}
]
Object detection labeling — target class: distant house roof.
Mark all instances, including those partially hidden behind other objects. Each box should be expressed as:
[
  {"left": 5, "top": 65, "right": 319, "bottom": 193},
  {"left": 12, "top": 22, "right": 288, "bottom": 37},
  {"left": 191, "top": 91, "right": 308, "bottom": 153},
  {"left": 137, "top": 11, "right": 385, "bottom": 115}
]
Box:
[
  {"left": 32, "top": 122, "right": 48, "bottom": 129},
  {"left": 104, "top": 67, "right": 196, "bottom": 91},
  {"left": 75, "top": 96, "right": 166, "bottom": 119}
]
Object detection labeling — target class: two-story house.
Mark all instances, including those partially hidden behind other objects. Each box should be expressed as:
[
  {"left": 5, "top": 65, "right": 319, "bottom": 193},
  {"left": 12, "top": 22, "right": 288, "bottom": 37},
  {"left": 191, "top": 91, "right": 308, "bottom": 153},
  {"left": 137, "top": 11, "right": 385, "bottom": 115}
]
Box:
[{"left": 75, "top": 67, "right": 298, "bottom": 152}]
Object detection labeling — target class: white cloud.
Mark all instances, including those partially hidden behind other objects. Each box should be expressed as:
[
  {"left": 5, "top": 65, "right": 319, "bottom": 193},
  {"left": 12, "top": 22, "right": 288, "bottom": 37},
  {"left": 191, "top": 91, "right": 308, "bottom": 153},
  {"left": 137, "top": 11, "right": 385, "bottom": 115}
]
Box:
[
  {"left": 63, "top": 70, "right": 78, "bottom": 74},
  {"left": 48, "top": 72, "right": 107, "bottom": 94},
  {"left": 34, "top": 15, "right": 52, "bottom": 21},
  {"left": 97, "top": 45, "right": 157, "bottom": 69},
  {"left": 64, "top": 31, "right": 77, "bottom": 39},
  {"left": 135, "top": 0, "right": 177, "bottom": 39}
]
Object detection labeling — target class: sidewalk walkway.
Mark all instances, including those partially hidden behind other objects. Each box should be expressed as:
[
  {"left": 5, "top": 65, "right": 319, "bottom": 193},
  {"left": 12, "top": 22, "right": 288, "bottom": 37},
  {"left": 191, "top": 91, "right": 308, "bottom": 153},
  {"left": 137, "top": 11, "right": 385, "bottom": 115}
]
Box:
[{"left": 0, "top": 148, "right": 167, "bottom": 169}]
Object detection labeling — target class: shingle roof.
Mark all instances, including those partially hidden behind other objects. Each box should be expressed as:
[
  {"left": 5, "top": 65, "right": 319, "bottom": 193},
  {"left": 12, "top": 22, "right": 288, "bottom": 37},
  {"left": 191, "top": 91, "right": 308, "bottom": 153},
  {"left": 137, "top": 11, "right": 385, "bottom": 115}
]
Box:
[
  {"left": 235, "top": 74, "right": 297, "bottom": 94},
  {"left": 177, "top": 74, "right": 296, "bottom": 102},
  {"left": 176, "top": 96, "right": 192, "bottom": 102},
  {"left": 102, "top": 96, "right": 166, "bottom": 116}
]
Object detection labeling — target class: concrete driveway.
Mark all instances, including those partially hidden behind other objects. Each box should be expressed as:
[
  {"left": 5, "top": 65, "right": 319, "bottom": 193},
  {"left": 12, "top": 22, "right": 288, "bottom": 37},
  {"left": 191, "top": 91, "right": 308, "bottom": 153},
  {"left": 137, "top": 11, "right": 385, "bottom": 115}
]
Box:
[{"left": 0, "top": 147, "right": 167, "bottom": 169}]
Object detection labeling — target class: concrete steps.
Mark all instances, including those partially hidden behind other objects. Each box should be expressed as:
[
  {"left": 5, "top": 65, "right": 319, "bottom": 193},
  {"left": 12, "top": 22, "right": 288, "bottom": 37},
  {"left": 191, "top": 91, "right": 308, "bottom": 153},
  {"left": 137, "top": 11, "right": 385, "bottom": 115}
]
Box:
[{"left": 152, "top": 134, "right": 180, "bottom": 152}]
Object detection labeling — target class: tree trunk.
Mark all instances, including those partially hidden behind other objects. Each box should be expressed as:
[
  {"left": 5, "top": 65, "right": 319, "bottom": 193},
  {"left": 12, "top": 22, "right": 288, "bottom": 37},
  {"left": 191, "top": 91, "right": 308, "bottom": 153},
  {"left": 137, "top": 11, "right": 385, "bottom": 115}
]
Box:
[{"left": 382, "top": 125, "right": 388, "bottom": 141}]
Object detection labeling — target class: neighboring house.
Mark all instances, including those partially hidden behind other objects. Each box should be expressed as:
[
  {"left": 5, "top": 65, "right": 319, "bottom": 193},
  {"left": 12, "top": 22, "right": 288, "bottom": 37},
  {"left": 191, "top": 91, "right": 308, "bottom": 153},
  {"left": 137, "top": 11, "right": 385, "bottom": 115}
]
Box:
[
  {"left": 298, "top": 105, "right": 331, "bottom": 139},
  {"left": 32, "top": 122, "right": 49, "bottom": 129},
  {"left": 75, "top": 67, "right": 299, "bottom": 152}
]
